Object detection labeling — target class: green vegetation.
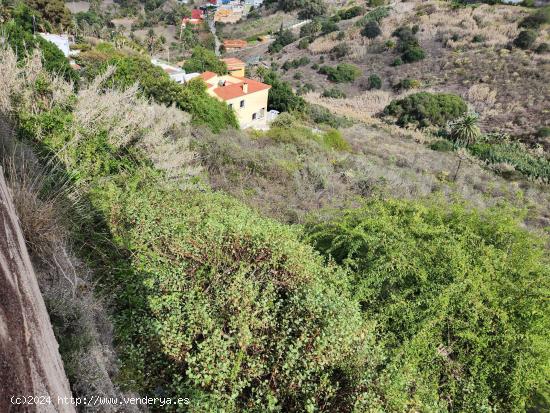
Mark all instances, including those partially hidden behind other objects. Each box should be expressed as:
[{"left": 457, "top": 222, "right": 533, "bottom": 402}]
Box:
[
  {"left": 393, "top": 25, "right": 426, "bottom": 63},
  {"left": 258, "top": 69, "right": 306, "bottom": 112},
  {"left": 336, "top": 5, "right": 364, "bottom": 20},
  {"left": 319, "top": 63, "right": 362, "bottom": 83},
  {"left": 519, "top": 6, "right": 550, "bottom": 29},
  {"left": 183, "top": 47, "right": 227, "bottom": 74},
  {"left": 361, "top": 20, "right": 382, "bottom": 39},
  {"left": 449, "top": 112, "right": 481, "bottom": 146},
  {"left": 514, "top": 30, "right": 538, "bottom": 50},
  {"left": 269, "top": 26, "right": 297, "bottom": 53},
  {"left": 282, "top": 56, "right": 310, "bottom": 70},
  {"left": 384, "top": 92, "right": 467, "bottom": 127},
  {"left": 76, "top": 53, "right": 237, "bottom": 132},
  {"left": 469, "top": 136, "right": 550, "bottom": 182},
  {"left": 356, "top": 6, "right": 391, "bottom": 26},
  {"left": 305, "top": 199, "right": 549, "bottom": 412},
  {"left": 322, "top": 87, "right": 346, "bottom": 98},
  {"left": 430, "top": 138, "right": 455, "bottom": 152},
  {"left": 367, "top": 74, "right": 382, "bottom": 90},
  {"left": 0, "top": 15, "right": 78, "bottom": 83}
]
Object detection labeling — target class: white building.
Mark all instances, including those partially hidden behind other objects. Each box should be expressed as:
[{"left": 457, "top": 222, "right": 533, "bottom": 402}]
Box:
[
  {"left": 150, "top": 58, "right": 199, "bottom": 84},
  {"left": 38, "top": 33, "right": 70, "bottom": 57}
]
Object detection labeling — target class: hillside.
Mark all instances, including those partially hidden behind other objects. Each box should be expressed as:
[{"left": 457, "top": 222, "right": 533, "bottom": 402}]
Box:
[
  {"left": 0, "top": 1, "right": 548, "bottom": 412},
  {"left": 230, "top": 1, "right": 549, "bottom": 145}
]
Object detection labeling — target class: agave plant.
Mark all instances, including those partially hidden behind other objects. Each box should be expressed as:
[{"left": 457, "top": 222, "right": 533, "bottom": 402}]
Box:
[{"left": 449, "top": 112, "right": 481, "bottom": 146}]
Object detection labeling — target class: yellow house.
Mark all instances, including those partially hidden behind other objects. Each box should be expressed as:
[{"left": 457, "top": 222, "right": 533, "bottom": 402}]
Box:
[
  {"left": 221, "top": 57, "right": 246, "bottom": 77},
  {"left": 199, "top": 72, "right": 271, "bottom": 129}
]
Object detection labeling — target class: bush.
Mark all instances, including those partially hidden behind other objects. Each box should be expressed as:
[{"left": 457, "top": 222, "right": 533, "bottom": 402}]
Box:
[
  {"left": 331, "top": 42, "right": 350, "bottom": 58},
  {"left": 449, "top": 112, "right": 481, "bottom": 146},
  {"left": 519, "top": 6, "right": 550, "bottom": 29},
  {"left": 430, "top": 139, "right": 455, "bottom": 152},
  {"left": 513, "top": 30, "right": 538, "bottom": 50},
  {"left": 259, "top": 69, "right": 306, "bottom": 112},
  {"left": 361, "top": 21, "right": 382, "bottom": 39},
  {"left": 391, "top": 57, "right": 403, "bottom": 66},
  {"left": 322, "top": 129, "right": 351, "bottom": 150},
  {"left": 393, "top": 77, "right": 420, "bottom": 91},
  {"left": 298, "top": 37, "right": 310, "bottom": 49},
  {"left": 305, "top": 199, "right": 550, "bottom": 412},
  {"left": 322, "top": 87, "right": 346, "bottom": 98},
  {"left": 305, "top": 104, "right": 354, "bottom": 128},
  {"left": 300, "top": 20, "right": 322, "bottom": 38},
  {"left": 367, "top": 74, "right": 382, "bottom": 90},
  {"left": 535, "top": 43, "right": 550, "bottom": 54},
  {"left": 401, "top": 44, "right": 425, "bottom": 62},
  {"left": 337, "top": 5, "right": 364, "bottom": 20},
  {"left": 356, "top": 6, "right": 390, "bottom": 26},
  {"left": 321, "top": 19, "right": 339, "bottom": 34},
  {"left": 383, "top": 92, "right": 468, "bottom": 127},
  {"left": 183, "top": 46, "right": 227, "bottom": 74},
  {"left": 319, "top": 63, "right": 362, "bottom": 83}
]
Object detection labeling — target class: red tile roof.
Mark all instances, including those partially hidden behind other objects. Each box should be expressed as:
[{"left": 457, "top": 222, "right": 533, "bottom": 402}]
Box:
[
  {"left": 200, "top": 71, "right": 217, "bottom": 81},
  {"left": 223, "top": 39, "right": 247, "bottom": 49},
  {"left": 191, "top": 9, "right": 204, "bottom": 19}
]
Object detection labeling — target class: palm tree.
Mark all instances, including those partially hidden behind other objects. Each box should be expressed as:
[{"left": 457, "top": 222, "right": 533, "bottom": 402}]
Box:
[{"left": 450, "top": 112, "right": 481, "bottom": 146}]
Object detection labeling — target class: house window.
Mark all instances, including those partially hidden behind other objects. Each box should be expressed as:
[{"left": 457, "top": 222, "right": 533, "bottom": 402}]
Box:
[
  {"left": 252, "top": 113, "right": 257, "bottom": 120},
  {"left": 228, "top": 103, "right": 233, "bottom": 110},
  {"left": 240, "top": 100, "right": 245, "bottom": 108}
]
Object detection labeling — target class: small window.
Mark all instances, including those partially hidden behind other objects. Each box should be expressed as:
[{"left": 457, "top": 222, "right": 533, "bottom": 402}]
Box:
[
  {"left": 240, "top": 100, "right": 245, "bottom": 108},
  {"left": 252, "top": 113, "right": 257, "bottom": 120},
  {"left": 228, "top": 103, "right": 233, "bottom": 109}
]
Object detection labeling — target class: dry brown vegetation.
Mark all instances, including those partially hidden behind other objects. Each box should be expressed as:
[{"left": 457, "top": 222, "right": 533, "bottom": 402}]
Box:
[{"left": 269, "top": 1, "right": 549, "bottom": 146}]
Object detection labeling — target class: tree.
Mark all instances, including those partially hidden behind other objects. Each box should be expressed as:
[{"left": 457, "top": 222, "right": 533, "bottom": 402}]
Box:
[
  {"left": 258, "top": 69, "right": 305, "bottom": 112},
  {"left": 305, "top": 199, "right": 550, "bottom": 412},
  {"left": 449, "top": 112, "right": 481, "bottom": 146},
  {"left": 26, "top": 0, "right": 72, "bottom": 31},
  {"left": 298, "top": 0, "right": 327, "bottom": 19},
  {"left": 183, "top": 47, "right": 227, "bottom": 74},
  {"left": 361, "top": 20, "right": 381, "bottom": 39}
]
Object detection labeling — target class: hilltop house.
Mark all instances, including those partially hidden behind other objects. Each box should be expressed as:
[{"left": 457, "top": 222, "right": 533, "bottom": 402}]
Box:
[
  {"left": 200, "top": 72, "right": 270, "bottom": 129},
  {"left": 221, "top": 57, "right": 246, "bottom": 77},
  {"left": 181, "top": 9, "right": 204, "bottom": 28},
  {"left": 151, "top": 58, "right": 199, "bottom": 83}
]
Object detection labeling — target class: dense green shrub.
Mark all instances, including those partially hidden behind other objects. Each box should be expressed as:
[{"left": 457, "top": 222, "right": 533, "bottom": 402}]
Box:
[
  {"left": 367, "top": 74, "right": 382, "bottom": 90},
  {"left": 298, "top": 0, "right": 327, "bottom": 19},
  {"left": 269, "top": 27, "right": 296, "bottom": 53},
  {"left": 259, "top": 69, "right": 306, "bottom": 112},
  {"left": 305, "top": 199, "right": 550, "bottom": 412},
  {"left": 183, "top": 46, "right": 227, "bottom": 74},
  {"left": 336, "top": 5, "right": 364, "bottom": 20},
  {"left": 391, "top": 57, "right": 403, "bottom": 66},
  {"left": 322, "top": 87, "right": 346, "bottom": 98},
  {"left": 535, "top": 42, "right": 550, "bottom": 54},
  {"left": 113, "top": 186, "right": 377, "bottom": 412},
  {"left": 282, "top": 56, "right": 311, "bottom": 71},
  {"left": 356, "top": 6, "right": 390, "bottom": 26},
  {"left": 429, "top": 139, "right": 455, "bottom": 152},
  {"left": 514, "top": 30, "right": 538, "bottom": 50},
  {"left": 392, "top": 25, "right": 426, "bottom": 63},
  {"left": 319, "top": 63, "right": 362, "bottom": 83},
  {"left": 322, "top": 129, "right": 351, "bottom": 150},
  {"left": 384, "top": 92, "right": 467, "bottom": 127},
  {"left": 0, "top": 19, "right": 78, "bottom": 83},
  {"left": 300, "top": 19, "right": 322, "bottom": 38},
  {"left": 401, "top": 44, "right": 425, "bottom": 62},
  {"left": 305, "top": 104, "right": 354, "bottom": 128},
  {"left": 393, "top": 77, "right": 420, "bottom": 91},
  {"left": 361, "top": 20, "right": 382, "bottom": 39},
  {"left": 298, "top": 37, "right": 310, "bottom": 49},
  {"left": 321, "top": 19, "right": 339, "bottom": 34}
]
